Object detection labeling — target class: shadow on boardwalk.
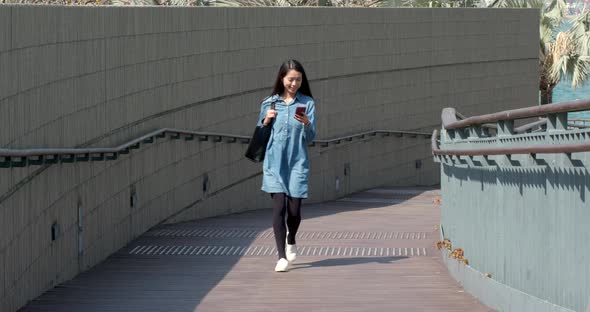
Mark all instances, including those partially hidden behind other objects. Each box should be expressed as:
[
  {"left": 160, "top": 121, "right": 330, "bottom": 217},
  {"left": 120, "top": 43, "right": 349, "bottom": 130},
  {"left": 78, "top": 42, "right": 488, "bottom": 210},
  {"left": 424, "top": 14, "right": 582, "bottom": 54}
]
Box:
[
  {"left": 20, "top": 187, "right": 493, "bottom": 312},
  {"left": 290, "top": 256, "right": 408, "bottom": 270}
]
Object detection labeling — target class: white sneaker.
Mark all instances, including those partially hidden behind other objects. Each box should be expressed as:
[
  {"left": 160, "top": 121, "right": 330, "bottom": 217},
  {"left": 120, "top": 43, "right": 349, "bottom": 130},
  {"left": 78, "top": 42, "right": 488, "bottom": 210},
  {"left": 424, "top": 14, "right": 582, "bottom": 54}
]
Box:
[
  {"left": 274, "top": 258, "right": 289, "bottom": 272},
  {"left": 286, "top": 244, "right": 297, "bottom": 262}
]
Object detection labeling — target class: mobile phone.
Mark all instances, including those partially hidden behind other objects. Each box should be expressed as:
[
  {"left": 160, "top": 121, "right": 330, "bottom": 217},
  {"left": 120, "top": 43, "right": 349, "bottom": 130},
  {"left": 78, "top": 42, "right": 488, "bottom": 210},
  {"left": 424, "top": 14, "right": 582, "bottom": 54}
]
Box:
[{"left": 295, "top": 106, "right": 306, "bottom": 116}]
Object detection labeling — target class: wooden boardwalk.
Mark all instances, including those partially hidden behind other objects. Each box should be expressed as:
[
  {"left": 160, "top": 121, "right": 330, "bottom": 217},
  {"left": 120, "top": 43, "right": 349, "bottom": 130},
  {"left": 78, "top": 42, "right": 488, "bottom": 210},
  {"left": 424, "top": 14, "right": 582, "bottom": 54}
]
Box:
[{"left": 20, "top": 187, "right": 493, "bottom": 312}]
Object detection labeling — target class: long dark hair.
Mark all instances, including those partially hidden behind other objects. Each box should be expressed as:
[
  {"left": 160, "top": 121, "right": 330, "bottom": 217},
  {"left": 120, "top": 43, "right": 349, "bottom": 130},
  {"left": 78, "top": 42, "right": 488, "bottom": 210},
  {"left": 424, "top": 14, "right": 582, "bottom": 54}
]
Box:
[{"left": 270, "top": 59, "right": 313, "bottom": 98}]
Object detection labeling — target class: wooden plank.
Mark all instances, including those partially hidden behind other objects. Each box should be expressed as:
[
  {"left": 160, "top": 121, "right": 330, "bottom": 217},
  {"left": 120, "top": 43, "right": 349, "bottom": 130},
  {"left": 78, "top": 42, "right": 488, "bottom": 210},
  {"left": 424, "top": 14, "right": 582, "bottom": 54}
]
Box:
[{"left": 20, "top": 188, "right": 493, "bottom": 312}]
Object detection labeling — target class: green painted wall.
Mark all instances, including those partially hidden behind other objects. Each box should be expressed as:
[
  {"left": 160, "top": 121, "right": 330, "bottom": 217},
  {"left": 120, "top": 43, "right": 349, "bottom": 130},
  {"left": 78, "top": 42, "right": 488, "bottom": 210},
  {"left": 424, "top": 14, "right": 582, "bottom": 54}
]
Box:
[{"left": 439, "top": 127, "right": 590, "bottom": 311}]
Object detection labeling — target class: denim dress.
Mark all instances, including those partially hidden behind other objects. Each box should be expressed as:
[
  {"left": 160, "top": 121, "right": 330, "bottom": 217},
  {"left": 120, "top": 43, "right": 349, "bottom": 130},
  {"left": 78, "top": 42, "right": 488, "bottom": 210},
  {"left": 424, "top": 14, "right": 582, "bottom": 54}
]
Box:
[{"left": 257, "top": 93, "right": 317, "bottom": 198}]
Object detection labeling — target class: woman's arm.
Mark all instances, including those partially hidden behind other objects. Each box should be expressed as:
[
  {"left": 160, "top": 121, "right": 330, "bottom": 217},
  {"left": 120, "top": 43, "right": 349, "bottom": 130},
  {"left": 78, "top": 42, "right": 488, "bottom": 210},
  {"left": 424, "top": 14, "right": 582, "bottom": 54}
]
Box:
[
  {"left": 258, "top": 98, "right": 277, "bottom": 127},
  {"left": 303, "top": 100, "right": 316, "bottom": 143}
]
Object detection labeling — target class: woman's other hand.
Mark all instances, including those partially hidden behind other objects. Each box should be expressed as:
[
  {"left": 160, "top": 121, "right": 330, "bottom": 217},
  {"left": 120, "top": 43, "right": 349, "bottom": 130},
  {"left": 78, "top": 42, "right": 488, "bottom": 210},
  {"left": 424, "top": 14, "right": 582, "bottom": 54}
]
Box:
[{"left": 263, "top": 108, "right": 277, "bottom": 126}]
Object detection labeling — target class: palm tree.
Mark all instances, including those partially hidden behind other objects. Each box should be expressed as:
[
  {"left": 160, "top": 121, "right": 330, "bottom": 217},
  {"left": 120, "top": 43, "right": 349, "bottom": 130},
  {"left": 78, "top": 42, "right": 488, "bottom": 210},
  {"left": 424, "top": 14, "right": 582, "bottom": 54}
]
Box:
[
  {"left": 490, "top": 0, "right": 590, "bottom": 104},
  {"left": 551, "top": 11, "right": 590, "bottom": 93}
]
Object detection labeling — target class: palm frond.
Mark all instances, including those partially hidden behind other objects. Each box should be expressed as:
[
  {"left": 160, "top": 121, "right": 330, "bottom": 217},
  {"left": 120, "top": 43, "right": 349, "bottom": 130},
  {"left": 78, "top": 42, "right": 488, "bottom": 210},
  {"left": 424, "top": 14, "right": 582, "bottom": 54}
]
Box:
[
  {"left": 544, "top": 0, "right": 567, "bottom": 25},
  {"left": 569, "top": 11, "right": 590, "bottom": 56},
  {"left": 108, "top": 0, "right": 158, "bottom": 5},
  {"left": 488, "top": 0, "right": 541, "bottom": 8},
  {"left": 571, "top": 56, "right": 590, "bottom": 88},
  {"left": 539, "top": 13, "right": 555, "bottom": 48},
  {"left": 403, "top": 0, "right": 478, "bottom": 7},
  {"left": 214, "top": 0, "right": 292, "bottom": 6},
  {"left": 328, "top": 0, "right": 386, "bottom": 6},
  {"left": 547, "top": 32, "right": 590, "bottom": 89},
  {"left": 108, "top": 0, "right": 202, "bottom": 5},
  {"left": 213, "top": 0, "right": 303, "bottom": 6},
  {"left": 213, "top": 0, "right": 385, "bottom": 6},
  {"left": 551, "top": 54, "right": 590, "bottom": 88}
]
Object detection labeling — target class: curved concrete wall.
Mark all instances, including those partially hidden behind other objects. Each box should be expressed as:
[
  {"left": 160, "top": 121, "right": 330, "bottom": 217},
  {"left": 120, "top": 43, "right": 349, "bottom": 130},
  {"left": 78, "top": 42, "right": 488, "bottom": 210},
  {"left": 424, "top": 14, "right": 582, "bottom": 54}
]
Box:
[
  {"left": 0, "top": 6, "right": 538, "bottom": 311},
  {"left": 438, "top": 128, "right": 590, "bottom": 312}
]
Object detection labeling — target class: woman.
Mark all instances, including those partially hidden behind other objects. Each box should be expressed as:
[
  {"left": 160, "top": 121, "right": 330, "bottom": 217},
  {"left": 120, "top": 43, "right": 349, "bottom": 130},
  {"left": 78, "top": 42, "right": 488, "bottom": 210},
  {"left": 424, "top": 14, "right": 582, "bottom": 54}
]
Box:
[{"left": 257, "top": 60, "right": 316, "bottom": 272}]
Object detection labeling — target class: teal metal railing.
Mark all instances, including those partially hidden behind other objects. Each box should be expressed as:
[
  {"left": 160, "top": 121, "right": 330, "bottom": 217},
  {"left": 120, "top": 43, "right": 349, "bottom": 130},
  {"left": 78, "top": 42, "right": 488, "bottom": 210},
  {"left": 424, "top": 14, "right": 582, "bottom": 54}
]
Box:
[
  {"left": 432, "top": 98, "right": 590, "bottom": 312},
  {"left": 433, "top": 98, "right": 590, "bottom": 157}
]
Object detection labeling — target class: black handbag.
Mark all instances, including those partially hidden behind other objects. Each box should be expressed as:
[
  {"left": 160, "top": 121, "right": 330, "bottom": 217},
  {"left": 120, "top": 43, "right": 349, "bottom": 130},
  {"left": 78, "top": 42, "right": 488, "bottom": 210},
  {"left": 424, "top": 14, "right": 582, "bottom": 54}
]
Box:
[{"left": 245, "top": 102, "right": 275, "bottom": 162}]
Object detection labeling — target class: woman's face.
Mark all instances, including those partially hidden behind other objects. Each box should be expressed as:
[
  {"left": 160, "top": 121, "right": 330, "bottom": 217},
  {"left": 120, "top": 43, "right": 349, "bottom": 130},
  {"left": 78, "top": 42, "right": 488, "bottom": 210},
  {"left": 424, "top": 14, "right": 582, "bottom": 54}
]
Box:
[{"left": 282, "top": 69, "right": 302, "bottom": 95}]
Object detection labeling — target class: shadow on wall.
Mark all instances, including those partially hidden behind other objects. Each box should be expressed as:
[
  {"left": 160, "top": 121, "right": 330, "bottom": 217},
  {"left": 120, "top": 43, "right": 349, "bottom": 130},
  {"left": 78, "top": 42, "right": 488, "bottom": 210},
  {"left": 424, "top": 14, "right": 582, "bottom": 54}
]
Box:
[{"left": 443, "top": 164, "right": 589, "bottom": 201}]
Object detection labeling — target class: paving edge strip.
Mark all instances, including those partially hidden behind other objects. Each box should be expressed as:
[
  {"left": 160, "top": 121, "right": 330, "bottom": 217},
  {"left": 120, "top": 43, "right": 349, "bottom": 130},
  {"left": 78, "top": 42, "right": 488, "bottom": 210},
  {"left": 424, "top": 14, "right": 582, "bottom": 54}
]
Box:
[
  {"left": 147, "top": 229, "right": 429, "bottom": 240},
  {"left": 128, "top": 245, "right": 428, "bottom": 257}
]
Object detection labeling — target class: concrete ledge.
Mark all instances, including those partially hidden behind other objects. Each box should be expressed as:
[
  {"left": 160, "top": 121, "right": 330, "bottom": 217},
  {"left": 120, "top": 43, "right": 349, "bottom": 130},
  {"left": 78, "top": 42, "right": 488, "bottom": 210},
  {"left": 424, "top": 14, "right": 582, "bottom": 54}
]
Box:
[{"left": 439, "top": 228, "right": 575, "bottom": 312}]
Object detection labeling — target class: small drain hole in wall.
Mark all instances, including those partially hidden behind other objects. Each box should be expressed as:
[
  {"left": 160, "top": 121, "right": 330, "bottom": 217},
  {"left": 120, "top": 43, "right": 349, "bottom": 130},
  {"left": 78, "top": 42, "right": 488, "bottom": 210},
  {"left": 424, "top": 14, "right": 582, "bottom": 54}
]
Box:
[
  {"left": 51, "top": 222, "right": 60, "bottom": 241},
  {"left": 130, "top": 186, "right": 138, "bottom": 208},
  {"left": 202, "top": 174, "right": 209, "bottom": 193}
]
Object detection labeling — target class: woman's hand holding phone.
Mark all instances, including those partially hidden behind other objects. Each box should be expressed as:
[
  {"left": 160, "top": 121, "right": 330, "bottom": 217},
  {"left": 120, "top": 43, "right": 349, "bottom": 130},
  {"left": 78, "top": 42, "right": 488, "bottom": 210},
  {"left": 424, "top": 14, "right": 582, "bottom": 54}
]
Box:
[
  {"left": 295, "top": 106, "right": 306, "bottom": 116},
  {"left": 294, "top": 105, "right": 309, "bottom": 126}
]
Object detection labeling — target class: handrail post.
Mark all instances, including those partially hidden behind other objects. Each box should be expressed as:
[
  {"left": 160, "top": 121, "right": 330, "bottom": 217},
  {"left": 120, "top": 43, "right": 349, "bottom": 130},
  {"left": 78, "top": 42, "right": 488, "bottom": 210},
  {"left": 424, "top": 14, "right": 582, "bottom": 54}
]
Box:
[
  {"left": 468, "top": 126, "right": 487, "bottom": 139},
  {"left": 440, "top": 129, "right": 451, "bottom": 145},
  {"left": 457, "top": 128, "right": 469, "bottom": 140},
  {"left": 497, "top": 120, "right": 514, "bottom": 137},
  {"left": 547, "top": 112, "right": 568, "bottom": 132}
]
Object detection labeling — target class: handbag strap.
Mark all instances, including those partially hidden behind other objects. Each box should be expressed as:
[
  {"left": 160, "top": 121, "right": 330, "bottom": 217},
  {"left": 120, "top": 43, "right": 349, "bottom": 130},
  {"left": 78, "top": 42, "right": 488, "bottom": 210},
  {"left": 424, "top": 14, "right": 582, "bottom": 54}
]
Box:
[
  {"left": 269, "top": 101, "right": 276, "bottom": 126},
  {"left": 259, "top": 100, "right": 277, "bottom": 127}
]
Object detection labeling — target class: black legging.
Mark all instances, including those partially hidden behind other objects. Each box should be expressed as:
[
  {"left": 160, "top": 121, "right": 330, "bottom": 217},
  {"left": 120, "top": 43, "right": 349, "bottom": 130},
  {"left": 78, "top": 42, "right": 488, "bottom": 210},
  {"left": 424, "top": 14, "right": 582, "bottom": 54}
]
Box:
[{"left": 271, "top": 193, "right": 302, "bottom": 259}]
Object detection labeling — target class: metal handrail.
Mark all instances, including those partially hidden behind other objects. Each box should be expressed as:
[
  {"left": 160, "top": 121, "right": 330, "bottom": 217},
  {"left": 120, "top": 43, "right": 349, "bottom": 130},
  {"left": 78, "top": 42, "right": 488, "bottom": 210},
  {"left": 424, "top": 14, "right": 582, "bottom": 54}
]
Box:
[
  {"left": 569, "top": 118, "right": 590, "bottom": 123},
  {"left": 0, "top": 128, "right": 432, "bottom": 167},
  {"left": 443, "top": 98, "right": 590, "bottom": 130},
  {"left": 431, "top": 129, "right": 590, "bottom": 156},
  {"left": 312, "top": 129, "right": 430, "bottom": 146},
  {"left": 445, "top": 106, "right": 550, "bottom": 134},
  {"left": 0, "top": 128, "right": 250, "bottom": 158},
  {"left": 514, "top": 118, "right": 547, "bottom": 133},
  {"left": 569, "top": 118, "right": 590, "bottom": 128},
  {"left": 569, "top": 123, "right": 590, "bottom": 128}
]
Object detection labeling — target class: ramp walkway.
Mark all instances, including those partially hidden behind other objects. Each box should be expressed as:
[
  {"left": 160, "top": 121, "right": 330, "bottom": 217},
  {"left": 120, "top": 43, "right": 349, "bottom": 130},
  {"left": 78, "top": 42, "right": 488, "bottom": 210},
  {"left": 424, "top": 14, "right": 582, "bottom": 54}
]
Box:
[{"left": 20, "top": 187, "right": 492, "bottom": 312}]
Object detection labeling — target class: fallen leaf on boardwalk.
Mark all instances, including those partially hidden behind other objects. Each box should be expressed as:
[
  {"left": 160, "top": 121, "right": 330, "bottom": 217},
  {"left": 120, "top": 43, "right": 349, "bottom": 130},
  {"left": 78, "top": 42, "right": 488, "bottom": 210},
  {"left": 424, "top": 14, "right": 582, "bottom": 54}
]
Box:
[
  {"left": 444, "top": 239, "right": 452, "bottom": 250},
  {"left": 450, "top": 248, "right": 464, "bottom": 259},
  {"left": 435, "top": 238, "right": 452, "bottom": 250},
  {"left": 432, "top": 196, "right": 442, "bottom": 204},
  {"left": 450, "top": 248, "right": 469, "bottom": 266}
]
